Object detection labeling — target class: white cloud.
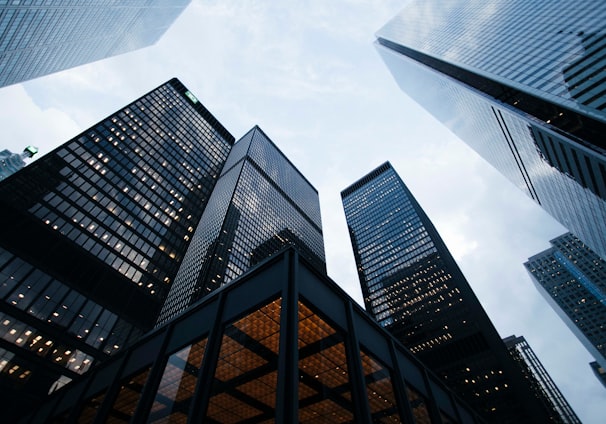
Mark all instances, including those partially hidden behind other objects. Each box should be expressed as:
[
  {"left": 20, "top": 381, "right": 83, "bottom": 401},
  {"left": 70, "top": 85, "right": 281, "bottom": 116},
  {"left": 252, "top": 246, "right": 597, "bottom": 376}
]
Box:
[{"left": 0, "top": 84, "right": 80, "bottom": 158}]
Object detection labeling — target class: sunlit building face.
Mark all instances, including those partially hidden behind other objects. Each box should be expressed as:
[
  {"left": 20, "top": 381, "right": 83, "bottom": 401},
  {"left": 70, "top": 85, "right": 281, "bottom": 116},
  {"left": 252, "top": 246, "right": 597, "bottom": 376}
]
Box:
[
  {"left": 375, "top": 0, "right": 606, "bottom": 260},
  {"left": 0, "top": 0, "right": 191, "bottom": 87}
]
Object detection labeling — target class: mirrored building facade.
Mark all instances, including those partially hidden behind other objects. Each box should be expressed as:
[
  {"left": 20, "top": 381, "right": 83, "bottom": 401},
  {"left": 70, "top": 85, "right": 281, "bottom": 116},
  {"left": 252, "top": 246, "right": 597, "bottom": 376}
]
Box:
[
  {"left": 503, "top": 335, "right": 581, "bottom": 423},
  {"left": 158, "top": 126, "right": 326, "bottom": 324},
  {"left": 375, "top": 0, "right": 606, "bottom": 259},
  {"left": 0, "top": 0, "right": 190, "bottom": 87},
  {"left": 342, "top": 162, "right": 556, "bottom": 422},
  {"left": 525, "top": 233, "right": 606, "bottom": 380},
  {"left": 0, "top": 145, "right": 37, "bottom": 181},
  {"left": 22, "top": 249, "right": 483, "bottom": 424},
  {"left": 0, "top": 78, "right": 234, "bottom": 418}
]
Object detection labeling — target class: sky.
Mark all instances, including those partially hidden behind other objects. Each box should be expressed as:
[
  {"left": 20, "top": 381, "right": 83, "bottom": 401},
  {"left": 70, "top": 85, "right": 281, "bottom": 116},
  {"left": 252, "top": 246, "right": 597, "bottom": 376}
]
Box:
[{"left": 1, "top": 1, "right": 603, "bottom": 421}]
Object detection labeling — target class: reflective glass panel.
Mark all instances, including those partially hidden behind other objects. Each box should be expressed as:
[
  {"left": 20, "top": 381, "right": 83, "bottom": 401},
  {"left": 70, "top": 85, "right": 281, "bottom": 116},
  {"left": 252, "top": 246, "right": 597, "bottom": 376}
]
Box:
[
  {"left": 148, "top": 337, "right": 208, "bottom": 423},
  {"left": 407, "top": 386, "right": 433, "bottom": 424},
  {"left": 360, "top": 350, "right": 400, "bottom": 423},
  {"left": 206, "top": 298, "right": 281, "bottom": 423},
  {"left": 106, "top": 366, "right": 151, "bottom": 423},
  {"left": 297, "top": 301, "right": 354, "bottom": 423},
  {"left": 77, "top": 390, "right": 108, "bottom": 423}
]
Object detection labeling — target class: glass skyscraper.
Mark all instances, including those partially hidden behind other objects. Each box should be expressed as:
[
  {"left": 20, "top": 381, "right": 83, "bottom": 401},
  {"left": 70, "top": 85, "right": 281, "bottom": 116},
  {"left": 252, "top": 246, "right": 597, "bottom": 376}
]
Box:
[
  {"left": 503, "top": 335, "right": 581, "bottom": 424},
  {"left": 525, "top": 233, "right": 606, "bottom": 381},
  {"left": 0, "top": 0, "right": 190, "bottom": 87},
  {"left": 375, "top": 0, "right": 606, "bottom": 260},
  {"left": 0, "top": 145, "right": 37, "bottom": 181},
  {"left": 158, "top": 126, "right": 326, "bottom": 324},
  {"left": 0, "top": 78, "right": 233, "bottom": 417},
  {"left": 342, "top": 162, "right": 556, "bottom": 422}
]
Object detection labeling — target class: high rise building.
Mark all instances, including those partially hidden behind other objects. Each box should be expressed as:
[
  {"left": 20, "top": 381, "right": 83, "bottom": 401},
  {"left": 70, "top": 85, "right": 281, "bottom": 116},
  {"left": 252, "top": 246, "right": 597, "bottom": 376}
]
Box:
[
  {"left": 0, "top": 145, "right": 37, "bottom": 181},
  {"left": 23, "top": 249, "right": 483, "bottom": 424},
  {"left": 0, "top": 78, "right": 234, "bottom": 417},
  {"left": 158, "top": 126, "right": 326, "bottom": 324},
  {"left": 503, "top": 335, "right": 581, "bottom": 423},
  {"left": 0, "top": 0, "right": 190, "bottom": 87},
  {"left": 525, "top": 233, "right": 606, "bottom": 381},
  {"left": 375, "top": 0, "right": 606, "bottom": 259},
  {"left": 341, "top": 162, "right": 554, "bottom": 422}
]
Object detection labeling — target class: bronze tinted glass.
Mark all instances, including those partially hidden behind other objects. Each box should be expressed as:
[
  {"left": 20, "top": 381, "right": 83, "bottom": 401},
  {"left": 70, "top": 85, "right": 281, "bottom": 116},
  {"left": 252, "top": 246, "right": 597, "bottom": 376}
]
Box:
[
  {"left": 297, "top": 301, "right": 354, "bottom": 423},
  {"left": 206, "top": 298, "right": 281, "bottom": 423},
  {"left": 148, "top": 337, "right": 208, "bottom": 423},
  {"left": 106, "top": 366, "right": 151, "bottom": 423},
  {"left": 360, "top": 350, "right": 400, "bottom": 423}
]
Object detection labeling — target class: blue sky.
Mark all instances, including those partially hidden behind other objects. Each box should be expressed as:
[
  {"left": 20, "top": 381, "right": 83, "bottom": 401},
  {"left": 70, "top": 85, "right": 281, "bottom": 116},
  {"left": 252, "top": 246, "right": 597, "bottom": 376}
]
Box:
[{"left": 0, "top": 1, "right": 603, "bottom": 421}]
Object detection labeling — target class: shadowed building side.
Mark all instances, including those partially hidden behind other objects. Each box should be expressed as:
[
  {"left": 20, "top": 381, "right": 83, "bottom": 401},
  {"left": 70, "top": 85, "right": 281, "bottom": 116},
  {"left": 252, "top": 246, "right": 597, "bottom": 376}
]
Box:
[
  {"left": 342, "top": 162, "right": 558, "bottom": 422},
  {"left": 0, "top": 78, "right": 233, "bottom": 419}
]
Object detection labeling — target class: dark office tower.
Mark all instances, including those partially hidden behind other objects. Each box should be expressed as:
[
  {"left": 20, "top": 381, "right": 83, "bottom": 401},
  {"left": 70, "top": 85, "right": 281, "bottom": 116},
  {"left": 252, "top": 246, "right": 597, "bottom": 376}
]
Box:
[
  {"left": 503, "top": 335, "right": 581, "bottom": 424},
  {"left": 375, "top": 0, "right": 606, "bottom": 259},
  {"left": 0, "top": 0, "right": 190, "bottom": 87},
  {"left": 0, "top": 78, "right": 233, "bottom": 416},
  {"left": 158, "top": 126, "right": 325, "bottom": 324},
  {"left": 525, "top": 233, "right": 606, "bottom": 383},
  {"left": 0, "top": 145, "right": 37, "bottom": 181},
  {"left": 342, "top": 162, "right": 553, "bottom": 422}
]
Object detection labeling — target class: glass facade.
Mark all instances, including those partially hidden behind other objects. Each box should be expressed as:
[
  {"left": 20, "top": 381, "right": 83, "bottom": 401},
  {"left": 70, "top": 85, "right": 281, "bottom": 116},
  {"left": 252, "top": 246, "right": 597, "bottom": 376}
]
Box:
[
  {"left": 0, "top": 0, "right": 190, "bottom": 87},
  {"left": 0, "top": 146, "right": 36, "bottom": 182},
  {"left": 375, "top": 0, "right": 606, "bottom": 260},
  {"left": 24, "top": 249, "right": 482, "bottom": 424},
  {"left": 525, "top": 233, "right": 606, "bottom": 376},
  {"left": 503, "top": 335, "right": 581, "bottom": 424},
  {"left": 342, "top": 162, "right": 558, "bottom": 422},
  {"left": 0, "top": 78, "right": 234, "bottom": 418},
  {"left": 158, "top": 126, "right": 325, "bottom": 324}
]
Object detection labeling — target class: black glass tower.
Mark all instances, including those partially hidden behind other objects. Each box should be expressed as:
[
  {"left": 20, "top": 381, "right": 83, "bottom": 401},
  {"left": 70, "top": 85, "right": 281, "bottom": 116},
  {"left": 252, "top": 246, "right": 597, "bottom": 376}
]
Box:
[
  {"left": 375, "top": 0, "right": 606, "bottom": 260},
  {"left": 503, "top": 335, "right": 581, "bottom": 423},
  {"left": 0, "top": 1, "right": 191, "bottom": 87},
  {"left": 342, "top": 162, "right": 554, "bottom": 422},
  {"left": 158, "top": 126, "right": 325, "bottom": 324},
  {"left": 525, "top": 233, "right": 606, "bottom": 383},
  {"left": 0, "top": 78, "right": 233, "bottom": 416}
]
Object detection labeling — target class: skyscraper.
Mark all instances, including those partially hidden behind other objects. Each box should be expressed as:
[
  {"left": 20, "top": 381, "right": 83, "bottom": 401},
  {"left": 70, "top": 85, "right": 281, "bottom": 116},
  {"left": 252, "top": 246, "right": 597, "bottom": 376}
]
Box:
[
  {"left": 342, "top": 162, "right": 553, "bottom": 422},
  {"left": 375, "top": 0, "right": 606, "bottom": 259},
  {"left": 0, "top": 1, "right": 190, "bottom": 87},
  {"left": 0, "top": 145, "right": 37, "bottom": 181},
  {"left": 503, "top": 335, "right": 581, "bottom": 423},
  {"left": 158, "top": 126, "right": 325, "bottom": 324},
  {"left": 0, "top": 78, "right": 233, "bottom": 416},
  {"left": 525, "top": 233, "right": 606, "bottom": 381}
]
